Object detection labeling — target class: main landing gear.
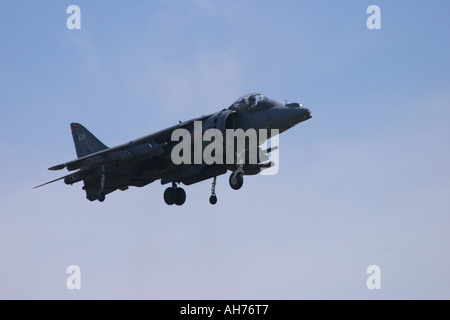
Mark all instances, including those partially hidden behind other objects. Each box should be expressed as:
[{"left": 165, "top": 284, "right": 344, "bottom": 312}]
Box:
[
  {"left": 163, "top": 168, "right": 245, "bottom": 206},
  {"left": 164, "top": 182, "right": 186, "bottom": 206}
]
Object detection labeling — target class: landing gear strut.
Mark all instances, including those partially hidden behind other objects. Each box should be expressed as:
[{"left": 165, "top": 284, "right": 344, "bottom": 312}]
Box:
[
  {"left": 209, "top": 176, "right": 217, "bottom": 205},
  {"left": 98, "top": 165, "right": 106, "bottom": 202},
  {"left": 164, "top": 182, "right": 186, "bottom": 206}
]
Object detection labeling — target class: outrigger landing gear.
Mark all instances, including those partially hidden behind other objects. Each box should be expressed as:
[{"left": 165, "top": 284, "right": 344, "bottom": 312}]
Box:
[
  {"left": 209, "top": 176, "right": 217, "bottom": 205},
  {"left": 164, "top": 182, "right": 186, "bottom": 206},
  {"left": 98, "top": 165, "right": 106, "bottom": 202}
]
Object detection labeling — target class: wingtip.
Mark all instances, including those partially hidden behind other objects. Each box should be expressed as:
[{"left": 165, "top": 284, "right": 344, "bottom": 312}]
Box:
[{"left": 48, "top": 164, "right": 66, "bottom": 171}]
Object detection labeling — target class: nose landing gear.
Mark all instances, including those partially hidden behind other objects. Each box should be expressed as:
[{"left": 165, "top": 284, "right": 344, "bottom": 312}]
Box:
[
  {"left": 229, "top": 163, "right": 244, "bottom": 190},
  {"left": 229, "top": 171, "right": 243, "bottom": 190}
]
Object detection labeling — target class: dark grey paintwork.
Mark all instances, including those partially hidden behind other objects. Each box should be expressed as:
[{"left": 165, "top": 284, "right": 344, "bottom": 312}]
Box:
[{"left": 35, "top": 93, "right": 311, "bottom": 205}]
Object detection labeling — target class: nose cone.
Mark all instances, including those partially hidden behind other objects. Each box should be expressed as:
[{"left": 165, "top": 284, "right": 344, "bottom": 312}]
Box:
[
  {"left": 286, "top": 102, "right": 311, "bottom": 118},
  {"left": 290, "top": 106, "right": 311, "bottom": 125},
  {"left": 269, "top": 104, "right": 311, "bottom": 131},
  {"left": 280, "top": 103, "right": 311, "bottom": 131},
  {"left": 302, "top": 107, "right": 312, "bottom": 119},
  {"left": 262, "top": 104, "right": 310, "bottom": 132}
]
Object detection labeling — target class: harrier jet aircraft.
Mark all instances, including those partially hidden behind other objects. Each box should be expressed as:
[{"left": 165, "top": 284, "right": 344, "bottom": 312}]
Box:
[{"left": 34, "top": 93, "right": 311, "bottom": 205}]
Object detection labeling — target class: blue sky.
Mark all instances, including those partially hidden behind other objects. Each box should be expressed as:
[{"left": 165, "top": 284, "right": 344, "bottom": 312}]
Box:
[{"left": 1, "top": 0, "right": 449, "bottom": 299}]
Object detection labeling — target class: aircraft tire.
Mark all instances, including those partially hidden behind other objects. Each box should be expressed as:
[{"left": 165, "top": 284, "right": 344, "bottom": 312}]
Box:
[
  {"left": 98, "top": 192, "right": 105, "bottom": 202},
  {"left": 164, "top": 187, "right": 177, "bottom": 205},
  {"left": 209, "top": 194, "right": 217, "bottom": 205},
  {"left": 175, "top": 188, "right": 186, "bottom": 206},
  {"left": 229, "top": 172, "right": 244, "bottom": 190}
]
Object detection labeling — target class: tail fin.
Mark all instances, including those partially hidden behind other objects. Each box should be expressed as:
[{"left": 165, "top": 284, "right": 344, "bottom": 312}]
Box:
[{"left": 70, "top": 123, "right": 108, "bottom": 158}]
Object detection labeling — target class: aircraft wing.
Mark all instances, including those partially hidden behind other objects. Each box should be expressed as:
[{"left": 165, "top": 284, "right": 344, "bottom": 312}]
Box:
[
  {"left": 48, "top": 141, "right": 167, "bottom": 172},
  {"left": 48, "top": 113, "right": 213, "bottom": 172}
]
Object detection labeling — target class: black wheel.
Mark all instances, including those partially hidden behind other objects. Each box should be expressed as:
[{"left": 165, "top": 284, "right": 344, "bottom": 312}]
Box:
[
  {"left": 164, "top": 187, "right": 177, "bottom": 205},
  {"left": 98, "top": 192, "right": 105, "bottom": 202},
  {"left": 175, "top": 188, "right": 186, "bottom": 206},
  {"left": 209, "top": 194, "right": 217, "bottom": 205},
  {"left": 229, "top": 172, "right": 244, "bottom": 190}
]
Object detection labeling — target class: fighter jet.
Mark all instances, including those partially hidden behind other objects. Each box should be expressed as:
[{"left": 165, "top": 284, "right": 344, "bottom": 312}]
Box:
[{"left": 34, "top": 93, "right": 311, "bottom": 205}]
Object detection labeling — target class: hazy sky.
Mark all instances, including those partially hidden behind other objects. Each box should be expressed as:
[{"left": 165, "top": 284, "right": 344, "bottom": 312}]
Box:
[{"left": 1, "top": 0, "right": 449, "bottom": 299}]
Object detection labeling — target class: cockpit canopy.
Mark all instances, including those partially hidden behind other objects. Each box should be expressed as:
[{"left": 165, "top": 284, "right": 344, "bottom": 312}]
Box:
[{"left": 229, "top": 93, "right": 277, "bottom": 111}]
